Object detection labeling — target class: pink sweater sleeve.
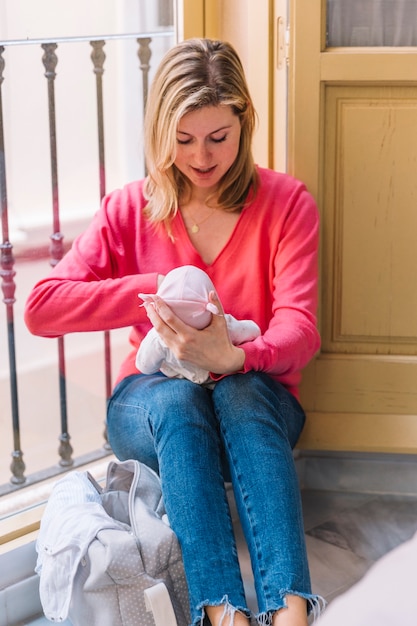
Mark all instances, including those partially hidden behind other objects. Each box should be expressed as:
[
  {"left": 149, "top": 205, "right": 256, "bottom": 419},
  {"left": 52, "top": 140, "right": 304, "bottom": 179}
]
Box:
[
  {"left": 211, "top": 175, "right": 320, "bottom": 394},
  {"left": 24, "top": 186, "right": 158, "bottom": 337},
  {"left": 242, "top": 185, "right": 320, "bottom": 376}
]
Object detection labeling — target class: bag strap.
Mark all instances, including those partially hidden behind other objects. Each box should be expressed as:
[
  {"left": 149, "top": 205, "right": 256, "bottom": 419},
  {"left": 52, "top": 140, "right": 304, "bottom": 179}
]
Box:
[
  {"left": 144, "top": 582, "right": 178, "bottom": 626},
  {"left": 86, "top": 471, "right": 103, "bottom": 494}
]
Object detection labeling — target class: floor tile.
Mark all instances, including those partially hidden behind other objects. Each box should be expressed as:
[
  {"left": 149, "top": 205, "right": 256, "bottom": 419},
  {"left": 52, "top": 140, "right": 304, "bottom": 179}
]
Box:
[
  {"left": 305, "top": 534, "right": 371, "bottom": 599},
  {"left": 301, "top": 489, "right": 373, "bottom": 532},
  {"left": 306, "top": 495, "right": 417, "bottom": 562}
]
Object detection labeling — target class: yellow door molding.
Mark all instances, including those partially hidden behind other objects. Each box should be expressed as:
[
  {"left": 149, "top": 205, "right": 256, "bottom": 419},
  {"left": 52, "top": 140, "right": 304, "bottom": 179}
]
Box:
[
  {"left": 180, "top": 0, "right": 220, "bottom": 40},
  {"left": 181, "top": 0, "right": 204, "bottom": 39}
]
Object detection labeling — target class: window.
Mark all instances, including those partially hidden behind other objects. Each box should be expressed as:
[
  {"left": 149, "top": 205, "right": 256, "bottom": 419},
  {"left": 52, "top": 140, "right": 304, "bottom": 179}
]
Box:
[{"left": 327, "top": 0, "right": 417, "bottom": 47}]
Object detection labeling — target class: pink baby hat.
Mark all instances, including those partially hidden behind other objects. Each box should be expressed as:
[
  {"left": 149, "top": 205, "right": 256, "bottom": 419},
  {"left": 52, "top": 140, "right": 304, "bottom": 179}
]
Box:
[{"left": 139, "top": 265, "right": 219, "bottom": 329}]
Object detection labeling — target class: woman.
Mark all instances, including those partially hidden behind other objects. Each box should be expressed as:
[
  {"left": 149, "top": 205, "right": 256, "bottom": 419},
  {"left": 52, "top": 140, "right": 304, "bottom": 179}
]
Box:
[{"left": 25, "top": 38, "right": 323, "bottom": 626}]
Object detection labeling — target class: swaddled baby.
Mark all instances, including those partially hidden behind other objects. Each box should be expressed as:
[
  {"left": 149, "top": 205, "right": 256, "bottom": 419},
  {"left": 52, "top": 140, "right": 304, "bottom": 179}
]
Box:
[{"left": 136, "top": 265, "right": 260, "bottom": 385}]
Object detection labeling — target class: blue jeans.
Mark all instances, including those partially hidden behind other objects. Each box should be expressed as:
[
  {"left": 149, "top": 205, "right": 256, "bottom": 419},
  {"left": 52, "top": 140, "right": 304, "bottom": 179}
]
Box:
[{"left": 107, "top": 371, "right": 320, "bottom": 625}]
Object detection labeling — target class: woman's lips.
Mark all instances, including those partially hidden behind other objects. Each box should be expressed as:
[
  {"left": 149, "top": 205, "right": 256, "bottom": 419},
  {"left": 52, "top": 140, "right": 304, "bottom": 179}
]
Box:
[{"left": 191, "top": 165, "right": 217, "bottom": 178}]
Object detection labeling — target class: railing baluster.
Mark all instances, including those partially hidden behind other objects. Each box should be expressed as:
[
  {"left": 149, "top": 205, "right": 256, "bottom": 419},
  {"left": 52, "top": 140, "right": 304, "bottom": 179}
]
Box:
[
  {"left": 41, "top": 43, "right": 73, "bottom": 467},
  {"left": 90, "top": 41, "right": 106, "bottom": 202},
  {"left": 137, "top": 37, "right": 152, "bottom": 112},
  {"left": 0, "top": 46, "right": 26, "bottom": 485},
  {"left": 90, "top": 39, "right": 112, "bottom": 450},
  {"left": 137, "top": 37, "right": 152, "bottom": 176}
]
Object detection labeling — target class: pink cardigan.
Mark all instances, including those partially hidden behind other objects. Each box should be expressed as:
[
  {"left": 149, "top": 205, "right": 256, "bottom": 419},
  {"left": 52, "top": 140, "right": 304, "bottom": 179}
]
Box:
[{"left": 24, "top": 167, "right": 320, "bottom": 398}]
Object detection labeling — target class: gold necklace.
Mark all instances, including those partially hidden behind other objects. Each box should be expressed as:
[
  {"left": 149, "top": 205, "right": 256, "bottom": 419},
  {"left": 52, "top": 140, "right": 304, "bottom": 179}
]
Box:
[{"left": 185, "top": 207, "right": 215, "bottom": 234}]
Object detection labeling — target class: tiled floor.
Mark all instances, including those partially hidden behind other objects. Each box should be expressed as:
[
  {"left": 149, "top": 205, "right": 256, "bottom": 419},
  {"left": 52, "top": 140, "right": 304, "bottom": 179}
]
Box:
[
  {"left": 304, "top": 490, "right": 417, "bottom": 603},
  {"left": 233, "top": 488, "right": 417, "bottom": 618},
  {"left": 18, "top": 484, "right": 417, "bottom": 625}
]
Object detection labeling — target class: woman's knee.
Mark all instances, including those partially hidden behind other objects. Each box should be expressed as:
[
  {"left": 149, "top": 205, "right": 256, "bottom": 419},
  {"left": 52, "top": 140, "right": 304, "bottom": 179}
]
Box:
[
  {"left": 108, "top": 374, "right": 218, "bottom": 451},
  {"left": 212, "top": 371, "right": 281, "bottom": 416},
  {"left": 108, "top": 373, "right": 209, "bottom": 424},
  {"left": 212, "top": 372, "right": 306, "bottom": 447}
]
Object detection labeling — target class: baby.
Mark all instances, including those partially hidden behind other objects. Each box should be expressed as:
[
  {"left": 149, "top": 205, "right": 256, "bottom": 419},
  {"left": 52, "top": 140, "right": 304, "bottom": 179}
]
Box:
[{"left": 136, "top": 265, "right": 261, "bottom": 385}]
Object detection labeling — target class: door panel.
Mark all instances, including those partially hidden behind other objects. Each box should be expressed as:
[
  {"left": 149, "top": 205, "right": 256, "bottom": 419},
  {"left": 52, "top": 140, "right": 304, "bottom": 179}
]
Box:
[{"left": 323, "top": 86, "right": 417, "bottom": 354}]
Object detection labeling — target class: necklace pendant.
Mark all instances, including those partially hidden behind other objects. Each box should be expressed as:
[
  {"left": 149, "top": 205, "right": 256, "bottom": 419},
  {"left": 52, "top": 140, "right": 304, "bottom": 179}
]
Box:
[{"left": 191, "top": 224, "right": 199, "bottom": 234}]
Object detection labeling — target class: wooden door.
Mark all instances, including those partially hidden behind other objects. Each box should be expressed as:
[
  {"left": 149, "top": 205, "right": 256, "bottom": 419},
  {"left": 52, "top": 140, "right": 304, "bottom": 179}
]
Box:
[{"left": 289, "top": 0, "right": 417, "bottom": 453}]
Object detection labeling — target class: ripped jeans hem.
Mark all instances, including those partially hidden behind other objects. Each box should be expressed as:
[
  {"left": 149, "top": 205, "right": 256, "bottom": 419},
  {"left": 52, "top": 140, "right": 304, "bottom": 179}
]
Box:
[
  {"left": 194, "top": 595, "right": 251, "bottom": 625},
  {"left": 193, "top": 592, "right": 327, "bottom": 625},
  {"left": 255, "top": 592, "right": 327, "bottom": 624}
]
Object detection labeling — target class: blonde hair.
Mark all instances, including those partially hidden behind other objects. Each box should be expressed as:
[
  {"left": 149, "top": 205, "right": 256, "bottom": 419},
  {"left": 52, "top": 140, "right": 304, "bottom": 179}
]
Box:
[{"left": 143, "top": 38, "right": 258, "bottom": 230}]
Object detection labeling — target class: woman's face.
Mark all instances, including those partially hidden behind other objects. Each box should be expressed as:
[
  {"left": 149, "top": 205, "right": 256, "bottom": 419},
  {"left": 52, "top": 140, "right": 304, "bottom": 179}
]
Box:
[{"left": 174, "top": 105, "right": 241, "bottom": 198}]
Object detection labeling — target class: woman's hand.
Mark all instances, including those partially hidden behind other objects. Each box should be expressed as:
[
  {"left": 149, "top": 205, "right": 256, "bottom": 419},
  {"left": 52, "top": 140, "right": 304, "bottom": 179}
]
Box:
[{"left": 144, "top": 291, "right": 245, "bottom": 375}]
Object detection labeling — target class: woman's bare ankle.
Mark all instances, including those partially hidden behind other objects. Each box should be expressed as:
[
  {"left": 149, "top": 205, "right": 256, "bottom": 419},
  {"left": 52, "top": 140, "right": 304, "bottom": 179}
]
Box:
[
  {"left": 205, "top": 604, "right": 251, "bottom": 626},
  {"left": 272, "top": 595, "right": 308, "bottom": 626}
]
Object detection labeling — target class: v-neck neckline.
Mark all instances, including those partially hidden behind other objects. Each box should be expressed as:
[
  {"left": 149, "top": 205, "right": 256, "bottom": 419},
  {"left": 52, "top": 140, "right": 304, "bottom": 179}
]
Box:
[{"left": 174, "top": 206, "right": 249, "bottom": 267}]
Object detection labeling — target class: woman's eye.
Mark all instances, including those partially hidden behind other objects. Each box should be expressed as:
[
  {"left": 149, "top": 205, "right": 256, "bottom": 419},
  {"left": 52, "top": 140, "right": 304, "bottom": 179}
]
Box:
[
  {"left": 211, "top": 135, "right": 227, "bottom": 143},
  {"left": 176, "top": 135, "right": 227, "bottom": 145}
]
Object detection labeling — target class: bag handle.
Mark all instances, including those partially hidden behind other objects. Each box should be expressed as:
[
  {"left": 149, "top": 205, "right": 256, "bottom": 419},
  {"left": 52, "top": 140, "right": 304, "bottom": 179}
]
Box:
[
  {"left": 144, "top": 582, "right": 178, "bottom": 626},
  {"left": 86, "top": 471, "right": 103, "bottom": 494}
]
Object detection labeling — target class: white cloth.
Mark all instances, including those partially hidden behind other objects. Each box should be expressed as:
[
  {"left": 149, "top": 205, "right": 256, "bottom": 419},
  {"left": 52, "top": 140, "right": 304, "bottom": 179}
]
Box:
[{"left": 36, "top": 472, "right": 124, "bottom": 622}]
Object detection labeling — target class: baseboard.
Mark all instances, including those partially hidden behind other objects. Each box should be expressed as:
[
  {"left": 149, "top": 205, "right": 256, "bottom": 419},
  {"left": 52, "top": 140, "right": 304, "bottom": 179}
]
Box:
[{"left": 296, "top": 450, "right": 417, "bottom": 496}]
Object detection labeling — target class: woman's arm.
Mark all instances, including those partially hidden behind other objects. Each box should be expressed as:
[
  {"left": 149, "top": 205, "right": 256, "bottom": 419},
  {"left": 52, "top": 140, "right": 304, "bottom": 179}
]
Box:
[
  {"left": 24, "top": 271, "right": 158, "bottom": 337},
  {"left": 217, "top": 179, "right": 321, "bottom": 380},
  {"left": 24, "top": 185, "right": 159, "bottom": 337},
  {"left": 241, "top": 185, "right": 321, "bottom": 377}
]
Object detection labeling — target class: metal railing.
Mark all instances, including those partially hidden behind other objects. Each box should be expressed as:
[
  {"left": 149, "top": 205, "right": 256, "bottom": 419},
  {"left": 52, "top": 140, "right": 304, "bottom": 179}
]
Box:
[{"left": 0, "top": 29, "right": 175, "bottom": 496}]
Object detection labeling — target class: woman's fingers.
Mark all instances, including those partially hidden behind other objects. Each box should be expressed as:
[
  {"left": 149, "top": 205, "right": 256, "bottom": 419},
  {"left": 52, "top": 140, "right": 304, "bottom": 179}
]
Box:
[
  {"left": 143, "top": 292, "right": 245, "bottom": 374},
  {"left": 208, "top": 290, "right": 224, "bottom": 316}
]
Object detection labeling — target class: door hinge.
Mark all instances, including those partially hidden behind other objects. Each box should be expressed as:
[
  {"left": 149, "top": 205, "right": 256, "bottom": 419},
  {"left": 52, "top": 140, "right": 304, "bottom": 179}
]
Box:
[{"left": 277, "top": 17, "right": 290, "bottom": 69}]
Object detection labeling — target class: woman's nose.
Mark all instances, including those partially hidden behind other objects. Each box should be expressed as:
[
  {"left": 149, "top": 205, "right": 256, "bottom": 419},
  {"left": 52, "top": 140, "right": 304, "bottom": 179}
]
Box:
[{"left": 194, "top": 141, "right": 211, "bottom": 164}]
